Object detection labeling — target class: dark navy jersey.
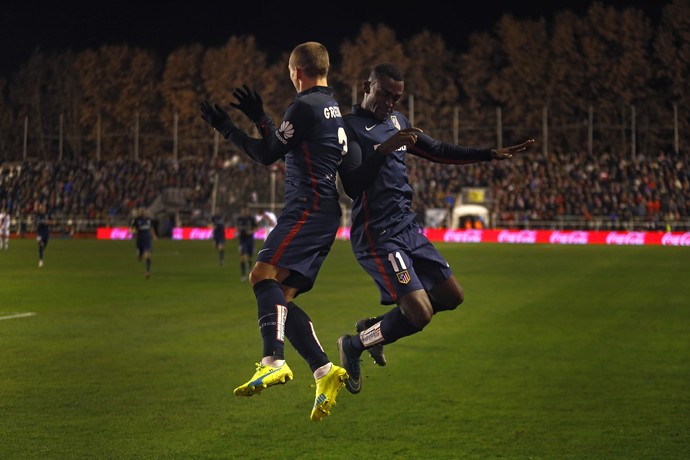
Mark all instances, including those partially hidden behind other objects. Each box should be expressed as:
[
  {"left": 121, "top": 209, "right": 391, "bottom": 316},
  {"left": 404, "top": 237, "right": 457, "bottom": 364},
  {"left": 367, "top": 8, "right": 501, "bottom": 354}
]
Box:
[
  {"left": 236, "top": 214, "right": 256, "bottom": 240},
  {"left": 35, "top": 212, "right": 51, "bottom": 233},
  {"left": 131, "top": 216, "right": 154, "bottom": 242},
  {"left": 341, "top": 105, "right": 493, "bottom": 252},
  {"left": 212, "top": 214, "right": 226, "bottom": 230},
  {"left": 229, "top": 86, "right": 346, "bottom": 213},
  {"left": 212, "top": 214, "right": 226, "bottom": 243}
]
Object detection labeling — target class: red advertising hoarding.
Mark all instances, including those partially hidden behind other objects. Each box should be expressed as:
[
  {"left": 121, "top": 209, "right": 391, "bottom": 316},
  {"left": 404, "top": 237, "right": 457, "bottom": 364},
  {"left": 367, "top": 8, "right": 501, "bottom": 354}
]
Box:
[{"left": 97, "top": 227, "right": 690, "bottom": 247}]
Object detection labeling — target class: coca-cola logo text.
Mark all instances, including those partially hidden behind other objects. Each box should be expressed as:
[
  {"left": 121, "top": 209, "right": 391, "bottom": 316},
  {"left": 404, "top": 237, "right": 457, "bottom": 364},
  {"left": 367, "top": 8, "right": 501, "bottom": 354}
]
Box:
[
  {"left": 109, "top": 228, "right": 131, "bottom": 240},
  {"left": 497, "top": 230, "right": 537, "bottom": 244},
  {"left": 189, "top": 228, "right": 213, "bottom": 240},
  {"left": 605, "top": 232, "right": 645, "bottom": 245},
  {"left": 661, "top": 232, "right": 690, "bottom": 246},
  {"left": 549, "top": 231, "right": 589, "bottom": 245},
  {"left": 443, "top": 229, "right": 483, "bottom": 243}
]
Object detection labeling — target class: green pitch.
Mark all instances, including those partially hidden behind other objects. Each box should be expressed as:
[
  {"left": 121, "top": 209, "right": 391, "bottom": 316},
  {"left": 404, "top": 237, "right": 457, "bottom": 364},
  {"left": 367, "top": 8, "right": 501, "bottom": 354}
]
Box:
[{"left": 1, "top": 239, "right": 688, "bottom": 459}]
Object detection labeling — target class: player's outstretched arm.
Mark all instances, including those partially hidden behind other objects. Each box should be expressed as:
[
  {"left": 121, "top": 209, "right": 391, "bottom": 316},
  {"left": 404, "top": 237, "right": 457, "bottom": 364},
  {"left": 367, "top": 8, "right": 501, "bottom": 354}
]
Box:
[
  {"left": 230, "top": 85, "right": 277, "bottom": 137},
  {"left": 339, "top": 128, "right": 422, "bottom": 198},
  {"left": 200, "top": 100, "right": 239, "bottom": 139},
  {"left": 377, "top": 127, "right": 423, "bottom": 154},
  {"left": 231, "top": 85, "right": 264, "bottom": 122},
  {"left": 491, "top": 138, "right": 535, "bottom": 160}
]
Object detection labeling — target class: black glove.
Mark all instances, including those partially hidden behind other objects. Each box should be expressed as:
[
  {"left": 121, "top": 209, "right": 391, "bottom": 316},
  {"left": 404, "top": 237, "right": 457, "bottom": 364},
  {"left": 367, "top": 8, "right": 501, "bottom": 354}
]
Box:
[
  {"left": 230, "top": 85, "right": 265, "bottom": 122},
  {"left": 200, "top": 100, "right": 238, "bottom": 139}
]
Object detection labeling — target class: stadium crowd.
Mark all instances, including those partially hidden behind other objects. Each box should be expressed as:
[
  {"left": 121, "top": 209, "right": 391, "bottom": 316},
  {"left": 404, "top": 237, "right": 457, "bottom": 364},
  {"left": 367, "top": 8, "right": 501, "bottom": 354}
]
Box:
[
  {"left": 410, "top": 149, "right": 689, "bottom": 230},
  {"left": 1, "top": 148, "right": 688, "bottom": 232},
  {"left": 0, "top": 154, "right": 274, "bottom": 230}
]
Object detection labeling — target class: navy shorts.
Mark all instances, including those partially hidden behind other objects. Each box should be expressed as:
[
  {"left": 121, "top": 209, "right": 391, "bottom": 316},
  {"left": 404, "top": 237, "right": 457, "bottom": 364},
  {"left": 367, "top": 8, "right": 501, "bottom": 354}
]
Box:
[
  {"left": 353, "top": 222, "right": 452, "bottom": 305},
  {"left": 239, "top": 237, "right": 254, "bottom": 256},
  {"left": 137, "top": 237, "right": 152, "bottom": 253},
  {"left": 257, "top": 205, "right": 340, "bottom": 295},
  {"left": 214, "top": 227, "right": 226, "bottom": 245},
  {"left": 37, "top": 230, "right": 50, "bottom": 247}
]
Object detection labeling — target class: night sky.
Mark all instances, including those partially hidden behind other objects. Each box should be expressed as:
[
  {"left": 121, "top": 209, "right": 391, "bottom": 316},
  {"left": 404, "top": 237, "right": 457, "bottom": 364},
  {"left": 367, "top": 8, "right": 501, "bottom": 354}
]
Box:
[{"left": 1, "top": 0, "right": 663, "bottom": 78}]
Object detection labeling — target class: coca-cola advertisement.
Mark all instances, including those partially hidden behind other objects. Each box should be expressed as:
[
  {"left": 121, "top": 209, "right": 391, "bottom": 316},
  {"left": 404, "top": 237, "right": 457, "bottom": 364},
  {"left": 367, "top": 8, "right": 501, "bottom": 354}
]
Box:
[
  {"left": 98, "top": 227, "right": 690, "bottom": 246},
  {"left": 96, "top": 227, "right": 133, "bottom": 240},
  {"left": 661, "top": 232, "right": 690, "bottom": 247}
]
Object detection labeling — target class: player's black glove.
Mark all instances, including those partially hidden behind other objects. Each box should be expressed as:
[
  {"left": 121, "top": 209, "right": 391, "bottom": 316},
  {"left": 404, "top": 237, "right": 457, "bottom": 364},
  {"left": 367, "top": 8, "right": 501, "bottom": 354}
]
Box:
[
  {"left": 230, "top": 85, "right": 265, "bottom": 123},
  {"left": 200, "top": 100, "right": 239, "bottom": 139}
]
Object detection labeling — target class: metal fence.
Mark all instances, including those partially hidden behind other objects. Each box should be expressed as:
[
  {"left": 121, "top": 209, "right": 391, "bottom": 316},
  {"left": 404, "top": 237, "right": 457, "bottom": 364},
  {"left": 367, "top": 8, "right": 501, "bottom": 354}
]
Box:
[{"left": 5, "top": 100, "right": 687, "bottom": 162}]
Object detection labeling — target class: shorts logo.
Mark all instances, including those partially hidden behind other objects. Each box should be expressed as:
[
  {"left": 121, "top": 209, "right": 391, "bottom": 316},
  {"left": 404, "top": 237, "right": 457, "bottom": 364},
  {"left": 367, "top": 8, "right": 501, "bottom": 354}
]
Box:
[{"left": 397, "top": 270, "right": 410, "bottom": 284}]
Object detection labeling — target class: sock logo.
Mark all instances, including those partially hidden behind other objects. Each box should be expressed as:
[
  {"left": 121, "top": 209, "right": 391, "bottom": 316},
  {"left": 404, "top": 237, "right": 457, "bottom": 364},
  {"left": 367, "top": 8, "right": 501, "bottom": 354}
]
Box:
[
  {"left": 276, "top": 304, "right": 287, "bottom": 342},
  {"left": 361, "top": 322, "right": 384, "bottom": 347}
]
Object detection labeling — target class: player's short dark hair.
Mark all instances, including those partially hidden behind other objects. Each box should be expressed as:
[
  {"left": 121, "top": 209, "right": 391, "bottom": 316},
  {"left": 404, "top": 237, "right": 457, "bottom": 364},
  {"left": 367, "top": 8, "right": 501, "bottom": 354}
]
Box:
[
  {"left": 290, "top": 42, "right": 330, "bottom": 79},
  {"left": 371, "top": 63, "right": 404, "bottom": 82}
]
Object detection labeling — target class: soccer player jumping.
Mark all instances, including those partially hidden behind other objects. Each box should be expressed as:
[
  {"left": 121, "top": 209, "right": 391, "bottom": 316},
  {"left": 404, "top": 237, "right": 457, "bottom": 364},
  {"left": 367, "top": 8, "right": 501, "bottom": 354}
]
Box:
[
  {"left": 200, "top": 42, "right": 352, "bottom": 421},
  {"left": 337, "top": 62, "right": 534, "bottom": 394}
]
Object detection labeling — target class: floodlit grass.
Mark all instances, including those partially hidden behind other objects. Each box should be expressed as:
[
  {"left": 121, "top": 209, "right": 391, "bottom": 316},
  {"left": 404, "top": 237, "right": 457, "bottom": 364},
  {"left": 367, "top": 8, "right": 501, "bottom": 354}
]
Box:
[{"left": 1, "top": 238, "right": 689, "bottom": 459}]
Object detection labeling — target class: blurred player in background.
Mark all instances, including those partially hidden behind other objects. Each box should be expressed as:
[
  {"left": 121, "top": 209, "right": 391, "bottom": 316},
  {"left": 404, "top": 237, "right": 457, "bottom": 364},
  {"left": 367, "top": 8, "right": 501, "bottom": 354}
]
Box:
[
  {"left": 130, "top": 207, "right": 157, "bottom": 279},
  {"left": 336, "top": 62, "right": 534, "bottom": 394},
  {"left": 256, "top": 209, "right": 277, "bottom": 238},
  {"left": 200, "top": 41, "right": 349, "bottom": 421},
  {"left": 35, "top": 203, "right": 53, "bottom": 267},
  {"left": 211, "top": 212, "right": 227, "bottom": 266},
  {"left": 0, "top": 205, "right": 10, "bottom": 250},
  {"left": 235, "top": 205, "right": 257, "bottom": 281}
]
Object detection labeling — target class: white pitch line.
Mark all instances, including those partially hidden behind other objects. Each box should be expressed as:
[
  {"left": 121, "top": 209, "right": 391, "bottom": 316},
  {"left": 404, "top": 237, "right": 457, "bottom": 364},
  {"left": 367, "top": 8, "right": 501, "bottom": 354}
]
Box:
[{"left": 0, "top": 312, "right": 36, "bottom": 321}]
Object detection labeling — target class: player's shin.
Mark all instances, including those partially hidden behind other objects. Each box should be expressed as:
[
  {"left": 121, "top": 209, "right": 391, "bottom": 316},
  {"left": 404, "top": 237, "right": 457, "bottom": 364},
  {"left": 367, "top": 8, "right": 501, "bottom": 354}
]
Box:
[
  {"left": 253, "top": 279, "right": 288, "bottom": 361},
  {"left": 284, "top": 302, "right": 329, "bottom": 375}
]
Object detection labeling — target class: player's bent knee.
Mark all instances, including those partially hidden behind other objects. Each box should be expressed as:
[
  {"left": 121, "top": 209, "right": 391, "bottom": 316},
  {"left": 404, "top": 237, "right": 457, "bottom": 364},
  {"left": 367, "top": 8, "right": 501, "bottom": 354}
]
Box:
[
  {"left": 399, "top": 295, "right": 434, "bottom": 329},
  {"left": 431, "top": 283, "right": 464, "bottom": 311},
  {"left": 248, "top": 271, "right": 264, "bottom": 286},
  {"left": 451, "top": 287, "right": 465, "bottom": 308},
  {"left": 417, "top": 309, "right": 433, "bottom": 329},
  {"left": 249, "top": 261, "right": 284, "bottom": 287}
]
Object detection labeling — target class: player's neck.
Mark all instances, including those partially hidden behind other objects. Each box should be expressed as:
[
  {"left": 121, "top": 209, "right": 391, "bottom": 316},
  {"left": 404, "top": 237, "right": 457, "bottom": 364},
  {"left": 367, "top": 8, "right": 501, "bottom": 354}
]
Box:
[{"left": 297, "top": 77, "right": 327, "bottom": 93}]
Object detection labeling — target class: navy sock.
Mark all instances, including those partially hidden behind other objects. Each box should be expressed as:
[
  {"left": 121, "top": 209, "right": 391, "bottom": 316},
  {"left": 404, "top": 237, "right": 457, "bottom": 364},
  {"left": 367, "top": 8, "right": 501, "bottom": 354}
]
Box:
[
  {"left": 146, "top": 258, "right": 151, "bottom": 272},
  {"left": 253, "top": 279, "right": 287, "bottom": 359},
  {"left": 240, "top": 262, "right": 246, "bottom": 275},
  {"left": 219, "top": 250, "right": 224, "bottom": 263},
  {"left": 39, "top": 246, "right": 44, "bottom": 259},
  {"left": 284, "top": 302, "right": 328, "bottom": 373}
]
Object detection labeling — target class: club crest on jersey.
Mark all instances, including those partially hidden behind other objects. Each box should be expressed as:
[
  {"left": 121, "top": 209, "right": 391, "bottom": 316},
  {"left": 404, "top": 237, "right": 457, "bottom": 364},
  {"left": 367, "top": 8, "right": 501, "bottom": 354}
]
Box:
[
  {"left": 397, "top": 270, "right": 411, "bottom": 284},
  {"left": 276, "top": 121, "right": 294, "bottom": 144},
  {"left": 391, "top": 115, "right": 401, "bottom": 130}
]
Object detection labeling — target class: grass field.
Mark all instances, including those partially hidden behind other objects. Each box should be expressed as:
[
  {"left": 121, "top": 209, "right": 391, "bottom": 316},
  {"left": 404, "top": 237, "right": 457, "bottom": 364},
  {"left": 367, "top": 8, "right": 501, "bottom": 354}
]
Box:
[{"left": 1, "top": 237, "right": 689, "bottom": 459}]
